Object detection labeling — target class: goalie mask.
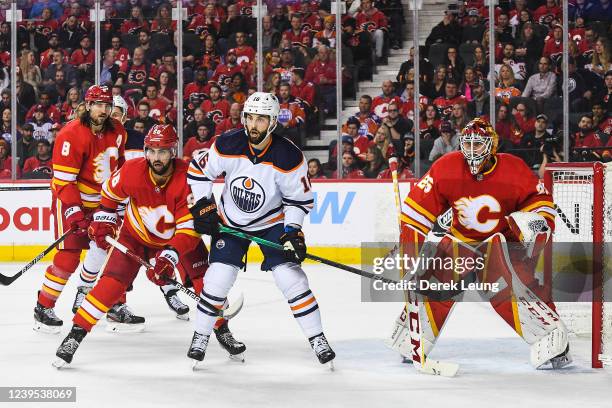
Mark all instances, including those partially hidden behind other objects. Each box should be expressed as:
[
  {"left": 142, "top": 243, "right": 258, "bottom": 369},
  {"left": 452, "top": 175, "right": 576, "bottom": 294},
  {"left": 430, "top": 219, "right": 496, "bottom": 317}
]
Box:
[
  {"left": 459, "top": 118, "right": 499, "bottom": 175},
  {"left": 242, "top": 92, "right": 280, "bottom": 146}
]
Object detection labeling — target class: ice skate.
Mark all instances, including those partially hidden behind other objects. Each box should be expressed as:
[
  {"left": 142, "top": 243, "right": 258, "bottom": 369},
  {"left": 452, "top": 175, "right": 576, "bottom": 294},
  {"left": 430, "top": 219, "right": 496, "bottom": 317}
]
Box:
[
  {"left": 53, "top": 325, "right": 87, "bottom": 368},
  {"left": 106, "top": 303, "right": 145, "bottom": 333},
  {"left": 309, "top": 333, "right": 336, "bottom": 371},
  {"left": 161, "top": 287, "right": 189, "bottom": 320},
  {"left": 187, "top": 331, "right": 210, "bottom": 369},
  {"left": 214, "top": 321, "right": 246, "bottom": 362},
  {"left": 34, "top": 302, "right": 63, "bottom": 334}
]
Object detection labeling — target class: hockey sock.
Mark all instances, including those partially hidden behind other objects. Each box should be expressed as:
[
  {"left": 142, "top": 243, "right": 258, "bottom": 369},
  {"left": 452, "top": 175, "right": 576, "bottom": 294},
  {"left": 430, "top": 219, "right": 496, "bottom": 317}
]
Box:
[
  {"left": 74, "top": 242, "right": 107, "bottom": 288},
  {"left": 194, "top": 263, "right": 239, "bottom": 335},
  {"left": 38, "top": 249, "right": 81, "bottom": 308},
  {"left": 73, "top": 276, "right": 127, "bottom": 332},
  {"left": 287, "top": 290, "right": 323, "bottom": 338}
]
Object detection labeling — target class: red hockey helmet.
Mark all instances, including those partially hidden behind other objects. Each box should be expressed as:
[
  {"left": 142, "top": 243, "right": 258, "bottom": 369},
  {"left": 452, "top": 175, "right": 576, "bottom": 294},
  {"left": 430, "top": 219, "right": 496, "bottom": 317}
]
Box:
[
  {"left": 144, "top": 124, "right": 178, "bottom": 150},
  {"left": 84, "top": 85, "right": 113, "bottom": 104}
]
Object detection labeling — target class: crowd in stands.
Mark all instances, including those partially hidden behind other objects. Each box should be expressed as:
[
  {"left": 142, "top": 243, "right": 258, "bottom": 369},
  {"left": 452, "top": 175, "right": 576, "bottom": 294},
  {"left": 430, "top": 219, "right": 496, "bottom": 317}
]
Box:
[
  {"left": 0, "top": 0, "right": 610, "bottom": 181},
  {"left": 0, "top": 0, "right": 406, "bottom": 179},
  {"left": 314, "top": 0, "right": 612, "bottom": 179}
]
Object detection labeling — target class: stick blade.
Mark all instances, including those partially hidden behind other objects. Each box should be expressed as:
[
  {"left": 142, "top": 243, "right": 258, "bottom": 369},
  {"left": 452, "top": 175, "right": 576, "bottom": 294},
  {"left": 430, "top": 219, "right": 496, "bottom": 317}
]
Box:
[
  {"left": 0, "top": 272, "right": 21, "bottom": 286},
  {"left": 417, "top": 359, "right": 460, "bottom": 377},
  {"left": 221, "top": 293, "right": 244, "bottom": 319}
]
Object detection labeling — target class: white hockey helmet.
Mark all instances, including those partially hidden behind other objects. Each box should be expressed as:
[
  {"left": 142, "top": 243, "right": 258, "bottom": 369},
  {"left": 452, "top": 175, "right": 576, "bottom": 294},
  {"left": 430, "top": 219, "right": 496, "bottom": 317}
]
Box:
[
  {"left": 241, "top": 92, "right": 280, "bottom": 138},
  {"left": 112, "top": 95, "right": 128, "bottom": 121}
]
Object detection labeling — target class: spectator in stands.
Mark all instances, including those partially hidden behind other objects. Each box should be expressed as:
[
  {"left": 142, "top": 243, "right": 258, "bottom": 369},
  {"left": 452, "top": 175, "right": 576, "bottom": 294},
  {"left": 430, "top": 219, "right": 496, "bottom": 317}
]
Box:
[
  {"left": 444, "top": 46, "right": 465, "bottom": 81},
  {"left": 121, "top": 5, "right": 149, "bottom": 34},
  {"left": 522, "top": 57, "right": 557, "bottom": 111},
  {"left": 49, "top": 123, "right": 61, "bottom": 144},
  {"left": 495, "top": 104, "right": 523, "bottom": 147},
  {"left": 126, "top": 101, "right": 157, "bottom": 134},
  {"left": 184, "top": 67, "right": 211, "bottom": 108},
  {"left": 184, "top": 108, "right": 207, "bottom": 140},
  {"left": 234, "top": 32, "right": 256, "bottom": 65},
  {"left": 141, "top": 83, "right": 170, "bottom": 122},
  {"left": 399, "top": 80, "right": 429, "bottom": 119},
  {"left": 429, "top": 120, "right": 459, "bottom": 162},
  {"left": 420, "top": 103, "right": 441, "bottom": 140},
  {"left": 26, "top": 91, "right": 61, "bottom": 124},
  {"left": 433, "top": 79, "right": 466, "bottom": 118},
  {"left": 20, "top": 50, "right": 42, "bottom": 93},
  {"left": 449, "top": 103, "right": 469, "bottom": 133},
  {"left": 100, "top": 49, "right": 119, "bottom": 87},
  {"left": 137, "top": 30, "right": 163, "bottom": 66},
  {"left": 1, "top": 107, "right": 11, "bottom": 143},
  {"left": 534, "top": 0, "right": 561, "bottom": 24},
  {"left": 305, "top": 45, "right": 337, "bottom": 115},
  {"left": 514, "top": 22, "right": 543, "bottom": 76},
  {"left": 291, "top": 67, "right": 316, "bottom": 112},
  {"left": 341, "top": 17, "right": 374, "bottom": 81},
  {"left": 520, "top": 113, "right": 560, "bottom": 169},
  {"left": 150, "top": 4, "right": 175, "bottom": 34},
  {"left": 0, "top": 138, "right": 12, "bottom": 178},
  {"left": 276, "top": 82, "right": 306, "bottom": 146},
  {"left": 371, "top": 80, "right": 400, "bottom": 119},
  {"left": 495, "top": 64, "right": 523, "bottom": 104},
  {"left": 218, "top": 4, "right": 248, "bottom": 45},
  {"left": 372, "top": 125, "right": 396, "bottom": 160},
  {"left": 211, "top": 48, "right": 243, "bottom": 94},
  {"left": 343, "top": 117, "right": 370, "bottom": 162},
  {"left": 332, "top": 150, "right": 365, "bottom": 179},
  {"left": 183, "top": 120, "right": 216, "bottom": 161},
  {"left": 40, "top": 34, "right": 65, "bottom": 71},
  {"left": 29, "top": 105, "right": 53, "bottom": 142},
  {"left": 498, "top": 43, "right": 527, "bottom": 83},
  {"left": 116, "top": 47, "right": 158, "bottom": 92},
  {"left": 215, "top": 103, "right": 243, "bottom": 136},
  {"left": 70, "top": 34, "right": 94, "bottom": 83},
  {"left": 363, "top": 145, "right": 388, "bottom": 178},
  {"left": 513, "top": 102, "right": 536, "bottom": 135},
  {"left": 425, "top": 9, "right": 462, "bottom": 50},
  {"left": 543, "top": 24, "right": 564, "bottom": 65},
  {"left": 572, "top": 113, "right": 607, "bottom": 161},
  {"left": 307, "top": 158, "right": 326, "bottom": 179},
  {"left": 467, "top": 79, "right": 490, "bottom": 118},
  {"left": 271, "top": 4, "right": 290, "bottom": 33},
  {"left": 590, "top": 39, "right": 612, "bottom": 79},
  {"left": 30, "top": 0, "right": 63, "bottom": 20},
  {"left": 110, "top": 35, "right": 130, "bottom": 65},
  {"left": 17, "top": 123, "right": 37, "bottom": 168},
  {"left": 201, "top": 34, "right": 221, "bottom": 75},
  {"left": 22, "top": 139, "right": 53, "bottom": 179},
  {"left": 188, "top": 3, "right": 222, "bottom": 38},
  {"left": 313, "top": 15, "right": 337, "bottom": 49},
  {"left": 201, "top": 84, "right": 230, "bottom": 124},
  {"left": 459, "top": 67, "right": 477, "bottom": 102},
  {"left": 588, "top": 0, "right": 612, "bottom": 20},
  {"left": 262, "top": 15, "right": 281, "bottom": 52},
  {"left": 59, "top": 15, "right": 87, "bottom": 53},
  {"left": 61, "top": 87, "right": 82, "bottom": 122},
  {"left": 430, "top": 65, "right": 448, "bottom": 99},
  {"left": 569, "top": 0, "right": 595, "bottom": 21},
  {"left": 43, "top": 49, "right": 77, "bottom": 89},
  {"left": 471, "top": 45, "right": 489, "bottom": 79},
  {"left": 382, "top": 101, "right": 412, "bottom": 153},
  {"left": 601, "top": 70, "right": 612, "bottom": 112},
  {"left": 227, "top": 72, "right": 248, "bottom": 105},
  {"left": 495, "top": 12, "right": 514, "bottom": 44},
  {"left": 462, "top": 8, "right": 486, "bottom": 44},
  {"left": 592, "top": 101, "right": 609, "bottom": 132},
  {"left": 355, "top": 0, "right": 388, "bottom": 62},
  {"left": 282, "top": 14, "right": 311, "bottom": 48},
  {"left": 132, "top": 119, "right": 147, "bottom": 136},
  {"left": 265, "top": 71, "right": 281, "bottom": 95},
  {"left": 378, "top": 135, "right": 416, "bottom": 179}
]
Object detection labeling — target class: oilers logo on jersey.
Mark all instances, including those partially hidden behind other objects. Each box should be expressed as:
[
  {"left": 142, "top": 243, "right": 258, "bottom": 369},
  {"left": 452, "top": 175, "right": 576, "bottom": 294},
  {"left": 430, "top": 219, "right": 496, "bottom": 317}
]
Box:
[{"left": 230, "top": 177, "right": 266, "bottom": 213}]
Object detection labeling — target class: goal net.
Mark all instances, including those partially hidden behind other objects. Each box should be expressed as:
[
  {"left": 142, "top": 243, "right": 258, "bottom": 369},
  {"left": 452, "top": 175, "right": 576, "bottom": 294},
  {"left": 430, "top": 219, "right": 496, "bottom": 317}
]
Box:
[{"left": 544, "top": 162, "right": 612, "bottom": 368}]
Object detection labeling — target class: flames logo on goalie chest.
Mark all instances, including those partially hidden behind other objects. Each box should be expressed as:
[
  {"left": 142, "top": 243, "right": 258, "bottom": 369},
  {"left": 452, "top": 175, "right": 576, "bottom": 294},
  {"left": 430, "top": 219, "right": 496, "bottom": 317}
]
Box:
[
  {"left": 453, "top": 195, "right": 502, "bottom": 234},
  {"left": 230, "top": 176, "right": 265, "bottom": 213}
]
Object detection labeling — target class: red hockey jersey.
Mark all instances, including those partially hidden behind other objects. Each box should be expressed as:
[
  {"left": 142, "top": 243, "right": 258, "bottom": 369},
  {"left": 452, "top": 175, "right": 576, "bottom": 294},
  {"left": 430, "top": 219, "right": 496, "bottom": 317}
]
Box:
[{"left": 401, "top": 152, "right": 555, "bottom": 242}]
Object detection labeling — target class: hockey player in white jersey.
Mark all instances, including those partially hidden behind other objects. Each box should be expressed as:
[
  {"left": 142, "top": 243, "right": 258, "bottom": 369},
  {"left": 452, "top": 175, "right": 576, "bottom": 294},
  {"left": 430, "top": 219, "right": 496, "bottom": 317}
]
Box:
[{"left": 187, "top": 92, "right": 335, "bottom": 367}]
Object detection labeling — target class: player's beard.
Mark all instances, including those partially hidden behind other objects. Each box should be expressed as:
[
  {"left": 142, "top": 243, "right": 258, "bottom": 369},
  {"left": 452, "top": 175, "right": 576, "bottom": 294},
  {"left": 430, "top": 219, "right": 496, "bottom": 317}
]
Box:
[
  {"left": 148, "top": 158, "right": 173, "bottom": 176},
  {"left": 248, "top": 128, "right": 268, "bottom": 146}
]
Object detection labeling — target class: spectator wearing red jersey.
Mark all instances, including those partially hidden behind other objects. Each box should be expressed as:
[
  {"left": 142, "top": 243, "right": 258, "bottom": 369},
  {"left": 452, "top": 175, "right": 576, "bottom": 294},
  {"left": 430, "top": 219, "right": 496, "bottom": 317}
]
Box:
[
  {"left": 183, "top": 120, "right": 216, "bottom": 161},
  {"left": 432, "top": 79, "right": 467, "bottom": 118},
  {"left": 572, "top": 114, "right": 607, "bottom": 161},
  {"left": 355, "top": 0, "right": 388, "bottom": 61},
  {"left": 109, "top": 35, "right": 130, "bottom": 65},
  {"left": 342, "top": 116, "right": 371, "bottom": 162},
  {"left": 215, "top": 103, "right": 243, "bottom": 136},
  {"left": 184, "top": 67, "right": 212, "bottom": 108},
  {"left": 117, "top": 47, "right": 158, "bottom": 92},
  {"left": 495, "top": 104, "right": 523, "bottom": 147},
  {"left": 291, "top": 67, "right": 316, "bottom": 110},
  {"left": 513, "top": 102, "right": 536, "bottom": 135},
  {"left": 371, "top": 80, "right": 402, "bottom": 119},
  {"left": 276, "top": 82, "right": 306, "bottom": 147},
  {"left": 534, "top": 0, "right": 561, "bottom": 25},
  {"left": 150, "top": 3, "right": 177, "bottom": 34},
  {"left": 141, "top": 84, "right": 171, "bottom": 123},
  {"left": 22, "top": 138, "right": 53, "bottom": 178},
  {"left": 0, "top": 139, "right": 13, "bottom": 179},
  {"left": 332, "top": 150, "right": 365, "bottom": 179},
  {"left": 25, "top": 92, "right": 61, "bottom": 124},
  {"left": 40, "top": 33, "right": 68, "bottom": 70},
  {"left": 399, "top": 81, "right": 429, "bottom": 120},
  {"left": 234, "top": 32, "right": 256, "bottom": 65},
  {"left": 282, "top": 14, "right": 311, "bottom": 48},
  {"left": 543, "top": 24, "right": 564, "bottom": 65},
  {"left": 211, "top": 49, "right": 243, "bottom": 93},
  {"left": 70, "top": 35, "right": 94, "bottom": 83},
  {"left": 36, "top": 7, "right": 59, "bottom": 35},
  {"left": 120, "top": 5, "right": 149, "bottom": 35},
  {"left": 188, "top": 3, "right": 222, "bottom": 37},
  {"left": 200, "top": 84, "right": 230, "bottom": 124},
  {"left": 305, "top": 45, "right": 337, "bottom": 115}
]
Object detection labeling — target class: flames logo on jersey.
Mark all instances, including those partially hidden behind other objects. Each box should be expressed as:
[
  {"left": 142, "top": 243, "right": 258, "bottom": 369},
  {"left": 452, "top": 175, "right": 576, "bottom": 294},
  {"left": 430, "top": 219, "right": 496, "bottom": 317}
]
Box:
[
  {"left": 128, "top": 69, "right": 147, "bottom": 85},
  {"left": 206, "top": 109, "right": 225, "bottom": 124},
  {"left": 93, "top": 147, "right": 120, "bottom": 184},
  {"left": 454, "top": 195, "right": 501, "bottom": 233},
  {"left": 230, "top": 176, "right": 265, "bottom": 213},
  {"left": 138, "top": 206, "right": 175, "bottom": 240},
  {"left": 360, "top": 22, "right": 377, "bottom": 32}
]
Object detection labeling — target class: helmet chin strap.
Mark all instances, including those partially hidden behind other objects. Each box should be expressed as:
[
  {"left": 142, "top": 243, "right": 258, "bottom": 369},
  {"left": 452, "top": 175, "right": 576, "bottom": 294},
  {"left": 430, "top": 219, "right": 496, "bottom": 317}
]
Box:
[{"left": 249, "top": 130, "right": 271, "bottom": 150}]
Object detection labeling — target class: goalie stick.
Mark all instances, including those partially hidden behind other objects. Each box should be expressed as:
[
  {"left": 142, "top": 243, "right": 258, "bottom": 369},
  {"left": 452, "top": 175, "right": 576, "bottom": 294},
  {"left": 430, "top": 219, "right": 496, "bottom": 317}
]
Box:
[
  {"left": 0, "top": 229, "right": 74, "bottom": 286},
  {"left": 386, "top": 156, "right": 459, "bottom": 377},
  {"left": 105, "top": 236, "right": 244, "bottom": 320}
]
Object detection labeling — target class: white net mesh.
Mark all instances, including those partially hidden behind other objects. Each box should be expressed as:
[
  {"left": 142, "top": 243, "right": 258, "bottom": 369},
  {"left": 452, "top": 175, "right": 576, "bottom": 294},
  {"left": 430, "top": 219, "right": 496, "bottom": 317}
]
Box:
[{"left": 548, "top": 163, "right": 612, "bottom": 365}]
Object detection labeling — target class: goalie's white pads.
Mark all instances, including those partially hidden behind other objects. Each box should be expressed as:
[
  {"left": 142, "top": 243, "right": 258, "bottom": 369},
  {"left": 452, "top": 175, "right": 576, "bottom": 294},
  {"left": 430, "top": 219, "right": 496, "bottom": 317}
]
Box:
[
  {"left": 530, "top": 323, "right": 572, "bottom": 369},
  {"left": 507, "top": 211, "right": 551, "bottom": 259}
]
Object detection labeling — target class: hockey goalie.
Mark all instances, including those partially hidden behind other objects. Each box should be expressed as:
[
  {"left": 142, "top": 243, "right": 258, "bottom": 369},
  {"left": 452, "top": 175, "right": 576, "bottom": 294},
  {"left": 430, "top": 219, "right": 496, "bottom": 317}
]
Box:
[{"left": 388, "top": 118, "right": 571, "bottom": 371}]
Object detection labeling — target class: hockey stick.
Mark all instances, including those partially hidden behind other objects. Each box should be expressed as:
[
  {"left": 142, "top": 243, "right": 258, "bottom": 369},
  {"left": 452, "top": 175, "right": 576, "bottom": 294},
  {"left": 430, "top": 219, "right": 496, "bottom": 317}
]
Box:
[
  {"left": 0, "top": 229, "right": 74, "bottom": 286},
  {"left": 0, "top": 186, "right": 51, "bottom": 191},
  {"left": 217, "top": 225, "right": 401, "bottom": 285},
  {"left": 387, "top": 157, "right": 459, "bottom": 377},
  {"left": 104, "top": 236, "right": 243, "bottom": 320}
]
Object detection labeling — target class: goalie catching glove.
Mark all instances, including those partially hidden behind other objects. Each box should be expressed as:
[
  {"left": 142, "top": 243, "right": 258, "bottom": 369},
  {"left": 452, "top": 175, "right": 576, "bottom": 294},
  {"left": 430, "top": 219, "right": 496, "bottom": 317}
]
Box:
[
  {"left": 280, "top": 226, "right": 307, "bottom": 263},
  {"left": 507, "top": 211, "right": 551, "bottom": 259},
  {"left": 190, "top": 196, "right": 220, "bottom": 236},
  {"left": 146, "top": 247, "right": 178, "bottom": 286}
]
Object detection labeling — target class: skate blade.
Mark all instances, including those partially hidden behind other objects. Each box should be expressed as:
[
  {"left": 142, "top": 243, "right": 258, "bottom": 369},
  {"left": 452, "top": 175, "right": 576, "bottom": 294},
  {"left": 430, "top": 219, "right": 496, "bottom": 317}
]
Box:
[
  {"left": 327, "top": 360, "right": 335, "bottom": 372},
  {"left": 106, "top": 322, "right": 145, "bottom": 334},
  {"left": 176, "top": 313, "right": 190, "bottom": 321},
  {"left": 191, "top": 359, "right": 204, "bottom": 371},
  {"left": 33, "top": 322, "right": 61, "bottom": 335},
  {"left": 228, "top": 353, "right": 245, "bottom": 363},
  {"left": 52, "top": 358, "right": 70, "bottom": 369}
]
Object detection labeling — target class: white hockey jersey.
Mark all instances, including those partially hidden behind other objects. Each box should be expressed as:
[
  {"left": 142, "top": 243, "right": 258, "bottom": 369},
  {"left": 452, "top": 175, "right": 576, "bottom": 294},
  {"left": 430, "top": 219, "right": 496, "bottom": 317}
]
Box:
[{"left": 187, "top": 128, "right": 314, "bottom": 232}]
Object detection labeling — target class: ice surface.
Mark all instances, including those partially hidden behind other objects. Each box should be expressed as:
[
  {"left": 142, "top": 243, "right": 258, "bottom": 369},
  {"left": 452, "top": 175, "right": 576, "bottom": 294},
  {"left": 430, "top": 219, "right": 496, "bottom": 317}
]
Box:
[{"left": 0, "top": 263, "right": 609, "bottom": 408}]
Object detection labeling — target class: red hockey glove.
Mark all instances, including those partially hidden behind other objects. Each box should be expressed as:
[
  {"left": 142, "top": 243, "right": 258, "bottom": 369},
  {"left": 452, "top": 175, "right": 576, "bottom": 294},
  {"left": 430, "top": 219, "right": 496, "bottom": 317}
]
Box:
[
  {"left": 87, "top": 210, "right": 118, "bottom": 250},
  {"left": 146, "top": 248, "right": 178, "bottom": 286},
  {"left": 64, "top": 206, "right": 90, "bottom": 236}
]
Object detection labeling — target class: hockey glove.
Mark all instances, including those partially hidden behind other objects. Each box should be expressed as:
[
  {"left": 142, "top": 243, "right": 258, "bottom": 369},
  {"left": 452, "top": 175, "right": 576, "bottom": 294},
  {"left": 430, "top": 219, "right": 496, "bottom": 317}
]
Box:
[
  {"left": 87, "top": 209, "right": 118, "bottom": 250},
  {"left": 190, "top": 196, "right": 220, "bottom": 236},
  {"left": 279, "top": 226, "right": 307, "bottom": 263},
  {"left": 147, "top": 247, "right": 178, "bottom": 286},
  {"left": 64, "top": 206, "right": 90, "bottom": 236}
]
